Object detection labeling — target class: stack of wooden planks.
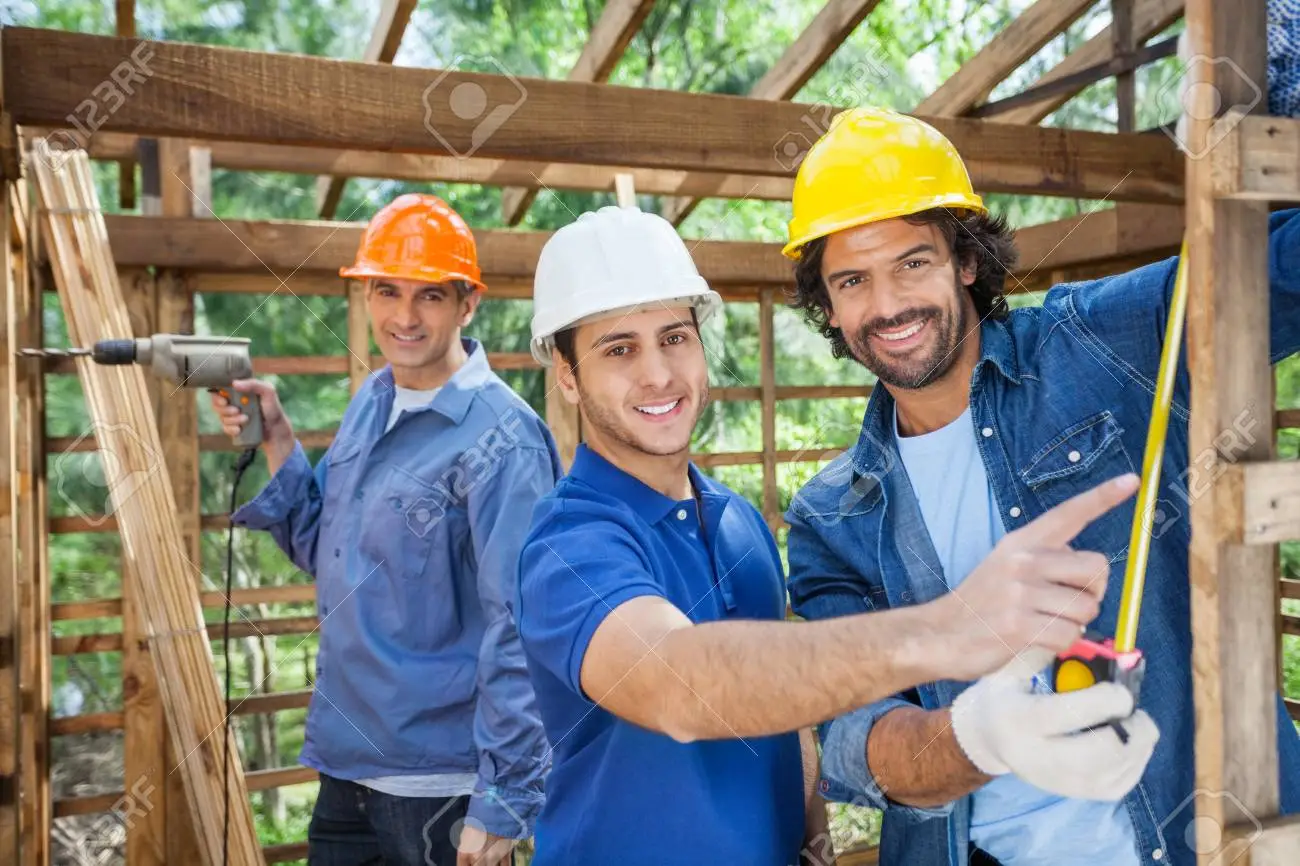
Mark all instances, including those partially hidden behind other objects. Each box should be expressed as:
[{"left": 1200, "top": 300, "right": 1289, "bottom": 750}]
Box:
[{"left": 30, "top": 139, "right": 263, "bottom": 865}]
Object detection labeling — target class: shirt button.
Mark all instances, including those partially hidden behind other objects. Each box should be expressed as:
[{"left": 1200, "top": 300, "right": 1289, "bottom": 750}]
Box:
[
  {"left": 1008, "top": 506, "right": 1022, "bottom": 518},
  {"left": 1152, "top": 850, "right": 1162, "bottom": 861},
  {"left": 1067, "top": 450, "right": 1082, "bottom": 463},
  {"left": 334, "top": 548, "right": 341, "bottom": 557},
  {"left": 981, "top": 427, "right": 993, "bottom": 438},
  {"left": 676, "top": 509, "right": 688, "bottom": 520}
]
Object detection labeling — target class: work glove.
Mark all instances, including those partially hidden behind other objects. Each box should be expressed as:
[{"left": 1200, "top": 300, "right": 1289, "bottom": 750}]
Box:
[{"left": 950, "top": 648, "right": 1159, "bottom": 802}]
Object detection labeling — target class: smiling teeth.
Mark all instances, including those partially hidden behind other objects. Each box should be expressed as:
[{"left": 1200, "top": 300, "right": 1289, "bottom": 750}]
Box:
[
  {"left": 393, "top": 334, "right": 423, "bottom": 342},
  {"left": 637, "top": 400, "right": 679, "bottom": 416},
  {"left": 877, "top": 322, "right": 923, "bottom": 342}
]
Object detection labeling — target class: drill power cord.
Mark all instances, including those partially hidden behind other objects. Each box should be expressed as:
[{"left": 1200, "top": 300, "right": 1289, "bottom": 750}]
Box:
[{"left": 224, "top": 445, "right": 258, "bottom": 866}]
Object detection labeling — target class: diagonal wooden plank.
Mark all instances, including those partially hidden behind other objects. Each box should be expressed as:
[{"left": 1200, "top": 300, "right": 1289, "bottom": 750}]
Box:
[
  {"left": 660, "top": 0, "right": 883, "bottom": 225},
  {"left": 916, "top": 0, "right": 1099, "bottom": 117},
  {"left": 500, "top": 0, "right": 655, "bottom": 225},
  {"left": 316, "top": 0, "right": 418, "bottom": 218},
  {"left": 991, "top": 0, "right": 1183, "bottom": 124}
]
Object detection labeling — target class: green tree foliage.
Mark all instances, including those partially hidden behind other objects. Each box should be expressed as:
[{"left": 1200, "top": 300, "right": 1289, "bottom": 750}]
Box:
[{"left": 7, "top": 1, "right": 1297, "bottom": 861}]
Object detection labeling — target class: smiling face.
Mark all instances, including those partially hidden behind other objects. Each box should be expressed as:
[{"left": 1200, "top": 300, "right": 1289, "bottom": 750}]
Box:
[
  {"left": 821, "top": 217, "right": 978, "bottom": 390},
  {"left": 367, "top": 278, "right": 480, "bottom": 384},
  {"left": 555, "top": 305, "right": 708, "bottom": 460}
]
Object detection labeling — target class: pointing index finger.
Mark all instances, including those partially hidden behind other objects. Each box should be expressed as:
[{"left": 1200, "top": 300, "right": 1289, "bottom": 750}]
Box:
[{"left": 1016, "top": 473, "right": 1139, "bottom": 548}]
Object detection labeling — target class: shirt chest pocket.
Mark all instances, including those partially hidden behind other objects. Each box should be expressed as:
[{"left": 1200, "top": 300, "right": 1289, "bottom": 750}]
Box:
[
  {"left": 1018, "top": 410, "right": 1137, "bottom": 562},
  {"left": 362, "top": 465, "right": 471, "bottom": 582}
]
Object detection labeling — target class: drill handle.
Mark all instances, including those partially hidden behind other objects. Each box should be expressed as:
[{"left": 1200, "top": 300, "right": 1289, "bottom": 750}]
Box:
[
  {"left": 237, "top": 393, "right": 263, "bottom": 450},
  {"left": 214, "top": 387, "right": 264, "bottom": 451}
]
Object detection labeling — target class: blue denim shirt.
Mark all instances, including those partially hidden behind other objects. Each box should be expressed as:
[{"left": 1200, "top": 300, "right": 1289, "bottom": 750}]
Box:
[
  {"left": 787, "top": 211, "right": 1300, "bottom": 866},
  {"left": 232, "top": 339, "right": 562, "bottom": 837}
]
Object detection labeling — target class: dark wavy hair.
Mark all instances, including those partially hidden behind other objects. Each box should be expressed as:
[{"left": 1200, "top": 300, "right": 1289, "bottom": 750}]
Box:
[{"left": 787, "top": 208, "right": 1017, "bottom": 360}]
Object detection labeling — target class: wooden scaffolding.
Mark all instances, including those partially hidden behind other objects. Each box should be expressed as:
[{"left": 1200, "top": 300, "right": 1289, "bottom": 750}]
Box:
[{"left": 0, "top": 0, "right": 1297, "bottom": 863}]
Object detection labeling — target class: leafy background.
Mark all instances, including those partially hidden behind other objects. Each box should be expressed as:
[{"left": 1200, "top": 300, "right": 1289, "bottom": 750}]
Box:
[{"left": 4, "top": 0, "right": 1297, "bottom": 862}]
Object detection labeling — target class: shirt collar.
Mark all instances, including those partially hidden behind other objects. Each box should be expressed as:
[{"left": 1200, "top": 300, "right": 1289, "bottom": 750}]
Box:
[
  {"left": 569, "top": 444, "right": 720, "bottom": 525},
  {"left": 851, "top": 318, "right": 1017, "bottom": 477},
  {"left": 374, "top": 337, "right": 491, "bottom": 425}
]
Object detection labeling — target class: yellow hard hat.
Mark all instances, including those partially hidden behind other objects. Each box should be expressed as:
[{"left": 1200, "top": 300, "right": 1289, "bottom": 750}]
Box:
[{"left": 782, "top": 107, "right": 987, "bottom": 259}]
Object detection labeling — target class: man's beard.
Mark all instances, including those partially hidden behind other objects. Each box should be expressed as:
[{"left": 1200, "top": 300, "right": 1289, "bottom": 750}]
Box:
[
  {"left": 577, "top": 380, "right": 708, "bottom": 458},
  {"left": 845, "top": 284, "right": 967, "bottom": 390}
]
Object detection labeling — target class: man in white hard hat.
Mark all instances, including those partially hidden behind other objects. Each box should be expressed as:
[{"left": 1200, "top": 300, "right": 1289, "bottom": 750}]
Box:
[{"left": 513, "top": 205, "right": 1146, "bottom": 866}]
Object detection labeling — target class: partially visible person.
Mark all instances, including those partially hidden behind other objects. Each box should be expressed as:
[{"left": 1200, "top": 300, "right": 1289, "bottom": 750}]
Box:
[{"left": 214, "top": 194, "right": 559, "bottom": 866}]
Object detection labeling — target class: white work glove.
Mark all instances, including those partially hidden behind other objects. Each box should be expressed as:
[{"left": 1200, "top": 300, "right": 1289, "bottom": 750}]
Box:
[{"left": 950, "top": 649, "right": 1159, "bottom": 802}]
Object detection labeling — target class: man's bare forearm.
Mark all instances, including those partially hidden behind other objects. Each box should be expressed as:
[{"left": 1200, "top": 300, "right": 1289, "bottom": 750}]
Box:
[
  {"left": 865, "top": 706, "right": 990, "bottom": 808},
  {"left": 649, "top": 605, "right": 955, "bottom": 741}
]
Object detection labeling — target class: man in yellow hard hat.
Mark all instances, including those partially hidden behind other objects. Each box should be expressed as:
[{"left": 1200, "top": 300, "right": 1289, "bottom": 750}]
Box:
[{"left": 783, "top": 107, "right": 1300, "bottom": 866}]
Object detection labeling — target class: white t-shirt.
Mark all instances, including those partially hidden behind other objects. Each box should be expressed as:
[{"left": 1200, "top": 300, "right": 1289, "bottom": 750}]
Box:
[{"left": 894, "top": 405, "right": 1140, "bottom": 866}]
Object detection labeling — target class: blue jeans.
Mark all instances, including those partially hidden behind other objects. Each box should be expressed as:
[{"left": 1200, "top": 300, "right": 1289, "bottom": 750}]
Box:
[{"left": 308, "top": 773, "right": 498, "bottom": 866}]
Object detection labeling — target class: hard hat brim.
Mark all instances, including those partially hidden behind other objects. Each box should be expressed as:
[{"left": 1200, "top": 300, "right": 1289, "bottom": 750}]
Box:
[
  {"left": 530, "top": 290, "right": 723, "bottom": 367},
  {"left": 782, "top": 192, "right": 988, "bottom": 259},
  {"left": 339, "top": 263, "right": 487, "bottom": 293}
]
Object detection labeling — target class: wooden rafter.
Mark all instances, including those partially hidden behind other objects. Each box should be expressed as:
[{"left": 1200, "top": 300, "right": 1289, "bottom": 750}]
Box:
[
  {"left": 499, "top": 0, "right": 655, "bottom": 225},
  {"left": 3, "top": 30, "right": 1184, "bottom": 203},
  {"left": 86, "top": 208, "right": 1181, "bottom": 292},
  {"left": 115, "top": 0, "right": 136, "bottom": 208},
  {"left": 660, "top": 0, "right": 883, "bottom": 225},
  {"left": 316, "top": 0, "right": 418, "bottom": 218},
  {"left": 990, "top": 0, "right": 1183, "bottom": 124},
  {"left": 916, "top": 0, "right": 1099, "bottom": 116}
]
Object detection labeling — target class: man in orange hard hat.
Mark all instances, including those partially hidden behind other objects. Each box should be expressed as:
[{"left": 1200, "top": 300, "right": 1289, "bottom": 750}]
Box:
[
  {"left": 214, "top": 194, "right": 560, "bottom": 866},
  {"left": 784, "top": 107, "right": 1300, "bottom": 866}
]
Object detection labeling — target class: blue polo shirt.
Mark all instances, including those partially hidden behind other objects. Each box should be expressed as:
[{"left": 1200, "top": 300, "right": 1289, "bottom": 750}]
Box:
[{"left": 517, "top": 445, "right": 804, "bottom": 866}]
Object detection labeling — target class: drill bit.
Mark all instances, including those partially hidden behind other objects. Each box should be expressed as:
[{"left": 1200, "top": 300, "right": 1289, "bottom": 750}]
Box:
[{"left": 14, "top": 347, "right": 92, "bottom": 358}]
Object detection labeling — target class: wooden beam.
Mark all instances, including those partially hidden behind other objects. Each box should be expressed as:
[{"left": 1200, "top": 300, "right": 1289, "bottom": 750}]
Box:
[
  {"left": 991, "top": 0, "right": 1184, "bottom": 124},
  {"left": 51, "top": 584, "right": 316, "bottom": 622},
  {"left": 918, "top": 0, "right": 1098, "bottom": 117},
  {"left": 1, "top": 28, "right": 1184, "bottom": 202},
  {"left": 316, "top": 0, "right": 418, "bottom": 218},
  {"left": 51, "top": 616, "right": 321, "bottom": 657},
  {"left": 347, "top": 281, "right": 371, "bottom": 394},
  {"left": 660, "top": 0, "right": 883, "bottom": 225},
  {"left": 1009, "top": 203, "right": 1183, "bottom": 279},
  {"left": 1184, "top": 2, "right": 1279, "bottom": 859},
  {"left": 97, "top": 215, "right": 796, "bottom": 285},
  {"left": 52, "top": 690, "right": 314, "bottom": 738},
  {"left": 31, "top": 129, "right": 799, "bottom": 203},
  {"left": 501, "top": 0, "right": 656, "bottom": 223},
  {"left": 1221, "top": 815, "right": 1300, "bottom": 866},
  {"left": 1212, "top": 114, "right": 1300, "bottom": 201},
  {"left": 1220, "top": 461, "right": 1300, "bottom": 545}
]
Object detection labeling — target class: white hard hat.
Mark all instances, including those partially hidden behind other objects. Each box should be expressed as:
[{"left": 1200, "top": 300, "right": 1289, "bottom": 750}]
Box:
[{"left": 530, "top": 206, "right": 723, "bottom": 366}]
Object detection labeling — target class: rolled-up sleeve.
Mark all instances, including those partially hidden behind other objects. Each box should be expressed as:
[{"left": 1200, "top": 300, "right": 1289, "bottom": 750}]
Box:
[
  {"left": 786, "top": 506, "right": 950, "bottom": 820},
  {"left": 464, "top": 440, "right": 562, "bottom": 838},
  {"left": 231, "top": 440, "right": 325, "bottom": 577}
]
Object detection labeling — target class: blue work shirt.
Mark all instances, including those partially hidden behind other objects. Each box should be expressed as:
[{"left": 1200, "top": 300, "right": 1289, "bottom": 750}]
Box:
[
  {"left": 232, "top": 339, "right": 562, "bottom": 837},
  {"left": 787, "top": 210, "right": 1300, "bottom": 866},
  {"left": 517, "top": 445, "right": 805, "bottom": 866}
]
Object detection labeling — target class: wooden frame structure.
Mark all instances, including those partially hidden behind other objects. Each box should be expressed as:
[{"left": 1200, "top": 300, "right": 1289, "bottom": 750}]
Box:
[{"left": 0, "top": 0, "right": 1298, "bottom": 863}]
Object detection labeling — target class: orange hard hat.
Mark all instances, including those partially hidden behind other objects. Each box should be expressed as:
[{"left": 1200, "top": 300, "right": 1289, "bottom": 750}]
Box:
[{"left": 340, "top": 193, "right": 486, "bottom": 291}]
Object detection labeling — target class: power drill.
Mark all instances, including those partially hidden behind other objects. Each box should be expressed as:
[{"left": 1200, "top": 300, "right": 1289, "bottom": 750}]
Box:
[{"left": 20, "top": 334, "right": 263, "bottom": 449}]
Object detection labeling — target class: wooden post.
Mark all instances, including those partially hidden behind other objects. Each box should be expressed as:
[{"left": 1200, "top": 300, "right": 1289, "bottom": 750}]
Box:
[
  {"left": 1112, "top": 0, "right": 1136, "bottom": 132},
  {"left": 121, "top": 269, "right": 168, "bottom": 866},
  {"left": 1, "top": 183, "right": 21, "bottom": 866},
  {"left": 155, "top": 138, "right": 206, "bottom": 865},
  {"left": 759, "top": 290, "right": 778, "bottom": 531},
  {"left": 16, "top": 244, "right": 49, "bottom": 866},
  {"left": 347, "top": 281, "right": 371, "bottom": 394},
  {"left": 1184, "top": 2, "right": 1279, "bottom": 862}
]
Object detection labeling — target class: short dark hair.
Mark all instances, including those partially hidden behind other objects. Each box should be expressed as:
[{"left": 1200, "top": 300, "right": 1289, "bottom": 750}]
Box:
[
  {"left": 551, "top": 307, "right": 702, "bottom": 374},
  {"left": 787, "top": 207, "right": 1016, "bottom": 360}
]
